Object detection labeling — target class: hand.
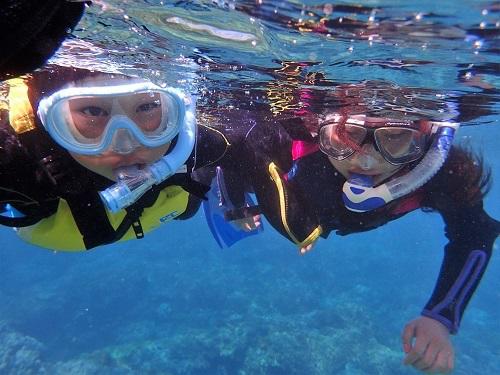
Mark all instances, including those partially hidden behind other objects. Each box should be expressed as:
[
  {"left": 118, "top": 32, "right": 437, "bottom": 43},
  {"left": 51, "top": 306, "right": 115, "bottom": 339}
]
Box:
[
  {"left": 402, "top": 316, "right": 454, "bottom": 373},
  {"left": 232, "top": 215, "right": 262, "bottom": 232},
  {"left": 299, "top": 240, "right": 316, "bottom": 255}
]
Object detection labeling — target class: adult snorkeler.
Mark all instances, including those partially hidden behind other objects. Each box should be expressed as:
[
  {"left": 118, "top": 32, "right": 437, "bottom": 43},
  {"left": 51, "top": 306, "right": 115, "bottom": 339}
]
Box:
[
  {"left": 0, "top": 62, "right": 230, "bottom": 251},
  {"left": 206, "top": 84, "right": 500, "bottom": 373}
]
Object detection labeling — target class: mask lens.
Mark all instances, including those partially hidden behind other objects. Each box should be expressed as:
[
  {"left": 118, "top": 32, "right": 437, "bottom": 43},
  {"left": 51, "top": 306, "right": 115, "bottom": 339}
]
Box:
[
  {"left": 118, "top": 92, "right": 163, "bottom": 135},
  {"left": 375, "top": 127, "right": 426, "bottom": 163},
  {"left": 66, "top": 96, "right": 112, "bottom": 141},
  {"left": 137, "top": 91, "right": 180, "bottom": 140},
  {"left": 319, "top": 123, "right": 367, "bottom": 159},
  {"left": 48, "top": 88, "right": 182, "bottom": 153}
]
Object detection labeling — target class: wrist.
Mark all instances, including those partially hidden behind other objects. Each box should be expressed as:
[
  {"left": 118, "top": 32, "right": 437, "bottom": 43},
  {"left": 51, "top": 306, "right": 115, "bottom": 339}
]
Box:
[{"left": 421, "top": 309, "right": 456, "bottom": 334}]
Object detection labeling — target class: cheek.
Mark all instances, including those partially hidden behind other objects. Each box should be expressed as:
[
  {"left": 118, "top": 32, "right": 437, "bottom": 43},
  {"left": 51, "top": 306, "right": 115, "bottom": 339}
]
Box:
[
  {"left": 139, "top": 144, "right": 170, "bottom": 162},
  {"left": 382, "top": 162, "right": 401, "bottom": 174},
  {"left": 70, "top": 154, "right": 115, "bottom": 178},
  {"left": 327, "top": 157, "right": 350, "bottom": 177},
  {"left": 71, "top": 154, "right": 104, "bottom": 169}
]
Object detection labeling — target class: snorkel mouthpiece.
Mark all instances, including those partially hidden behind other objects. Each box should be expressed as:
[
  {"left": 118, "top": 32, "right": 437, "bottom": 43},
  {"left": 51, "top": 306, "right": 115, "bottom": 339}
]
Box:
[
  {"left": 100, "top": 166, "right": 156, "bottom": 212},
  {"left": 342, "top": 174, "right": 391, "bottom": 212}
]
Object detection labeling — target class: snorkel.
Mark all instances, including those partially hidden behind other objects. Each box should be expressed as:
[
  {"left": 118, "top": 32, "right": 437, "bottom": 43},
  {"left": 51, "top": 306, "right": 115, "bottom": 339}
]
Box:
[
  {"left": 99, "top": 97, "right": 196, "bottom": 212},
  {"left": 342, "top": 122, "right": 459, "bottom": 212}
]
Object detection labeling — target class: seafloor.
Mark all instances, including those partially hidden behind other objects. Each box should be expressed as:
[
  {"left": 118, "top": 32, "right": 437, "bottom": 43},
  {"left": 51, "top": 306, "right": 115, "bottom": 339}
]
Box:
[{"left": 0, "top": 208, "right": 499, "bottom": 374}]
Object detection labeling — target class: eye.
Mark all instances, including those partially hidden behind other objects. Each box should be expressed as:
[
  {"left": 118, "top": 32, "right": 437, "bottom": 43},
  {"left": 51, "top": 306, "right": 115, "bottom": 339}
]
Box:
[
  {"left": 80, "top": 106, "right": 109, "bottom": 117},
  {"left": 384, "top": 129, "right": 410, "bottom": 141},
  {"left": 137, "top": 100, "right": 161, "bottom": 113}
]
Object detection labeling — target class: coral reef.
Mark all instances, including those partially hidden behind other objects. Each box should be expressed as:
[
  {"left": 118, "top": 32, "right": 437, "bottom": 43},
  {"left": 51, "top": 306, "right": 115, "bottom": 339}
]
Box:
[{"left": 0, "top": 322, "right": 47, "bottom": 375}]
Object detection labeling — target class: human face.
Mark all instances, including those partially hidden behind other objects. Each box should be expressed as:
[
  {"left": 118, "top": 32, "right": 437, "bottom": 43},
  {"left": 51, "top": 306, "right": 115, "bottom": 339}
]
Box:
[
  {"left": 320, "top": 115, "right": 430, "bottom": 184},
  {"left": 64, "top": 83, "right": 172, "bottom": 180},
  {"left": 327, "top": 143, "right": 403, "bottom": 185},
  {"left": 38, "top": 76, "right": 185, "bottom": 155},
  {"left": 319, "top": 118, "right": 429, "bottom": 165},
  {"left": 70, "top": 143, "right": 170, "bottom": 181}
]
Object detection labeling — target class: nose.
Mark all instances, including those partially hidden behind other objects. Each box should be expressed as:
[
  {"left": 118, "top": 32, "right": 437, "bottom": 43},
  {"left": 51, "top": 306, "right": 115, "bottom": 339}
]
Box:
[
  {"left": 353, "top": 144, "right": 379, "bottom": 170},
  {"left": 110, "top": 128, "right": 141, "bottom": 155},
  {"left": 359, "top": 143, "right": 376, "bottom": 153}
]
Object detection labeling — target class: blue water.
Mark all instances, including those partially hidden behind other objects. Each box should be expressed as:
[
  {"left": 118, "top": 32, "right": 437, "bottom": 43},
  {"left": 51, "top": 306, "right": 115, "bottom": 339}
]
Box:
[{"left": 1, "top": 1, "right": 499, "bottom": 374}]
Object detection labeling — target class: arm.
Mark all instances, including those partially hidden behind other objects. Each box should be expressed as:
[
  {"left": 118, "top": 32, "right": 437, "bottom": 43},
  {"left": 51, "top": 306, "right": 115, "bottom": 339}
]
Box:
[
  {"left": 401, "top": 205, "right": 498, "bottom": 373},
  {"left": 216, "top": 112, "right": 322, "bottom": 249},
  {"left": 402, "top": 146, "right": 498, "bottom": 373},
  {"left": 421, "top": 146, "right": 498, "bottom": 332},
  {"left": 422, "top": 203, "right": 498, "bottom": 333}
]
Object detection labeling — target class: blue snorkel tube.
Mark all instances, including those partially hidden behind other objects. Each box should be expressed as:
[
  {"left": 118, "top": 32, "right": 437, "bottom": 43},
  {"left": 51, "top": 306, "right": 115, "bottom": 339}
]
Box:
[
  {"left": 343, "top": 122, "right": 460, "bottom": 212},
  {"left": 99, "top": 101, "right": 196, "bottom": 213}
]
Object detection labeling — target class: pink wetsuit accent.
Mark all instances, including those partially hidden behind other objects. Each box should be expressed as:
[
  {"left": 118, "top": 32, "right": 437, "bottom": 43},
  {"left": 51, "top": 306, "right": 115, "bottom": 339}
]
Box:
[{"left": 292, "top": 140, "right": 319, "bottom": 161}]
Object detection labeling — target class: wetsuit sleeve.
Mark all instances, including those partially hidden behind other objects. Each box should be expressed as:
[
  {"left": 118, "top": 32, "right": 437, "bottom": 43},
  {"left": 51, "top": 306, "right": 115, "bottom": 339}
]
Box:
[
  {"left": 420, "top": 147, "right": 499, "bottom": 333},
  {"left": 218, "top": 111, "right": 294, "bottom": 209},
  {"left": 421, "top": 204, "right": 499, "bottom": 334},
  {"left": 201, "top": 110, "right": 322, "bottom": 247},
  {"left": 240, "top": 120, "right": 322, "bottom": 247},
  {"left": 0, "top": 116, "right": 57, "bottom": 224},
  {"left": 192, "top": 109, "right": 262, "bottom": 209}
]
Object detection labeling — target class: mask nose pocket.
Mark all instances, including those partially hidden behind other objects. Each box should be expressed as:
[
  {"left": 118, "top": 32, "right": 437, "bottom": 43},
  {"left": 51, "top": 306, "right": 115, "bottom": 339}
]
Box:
[
  {"left": 357, "top": 152, "right": 377, "bottom": 171},
  {"left": 110, "top": 128, "right": 141, "bottom": 154}
]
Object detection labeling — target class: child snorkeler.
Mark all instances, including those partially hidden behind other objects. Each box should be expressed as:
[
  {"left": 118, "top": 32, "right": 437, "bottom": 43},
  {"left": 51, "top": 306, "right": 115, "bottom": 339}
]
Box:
[
  {"left": 205, "top": 88, "right": 500, "bottom": 373},
  {"left": 0, "top": 65, "right": 229, "bottom": 251}
]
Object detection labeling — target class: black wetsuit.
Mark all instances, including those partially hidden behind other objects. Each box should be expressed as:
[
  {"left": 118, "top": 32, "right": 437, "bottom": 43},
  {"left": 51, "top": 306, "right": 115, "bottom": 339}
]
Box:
[
  {"left": 216, "top": 117, "right": 500, "bottom": 334},
  {"left": 0, "top": 116, "right": 229, "bottom": 249}
]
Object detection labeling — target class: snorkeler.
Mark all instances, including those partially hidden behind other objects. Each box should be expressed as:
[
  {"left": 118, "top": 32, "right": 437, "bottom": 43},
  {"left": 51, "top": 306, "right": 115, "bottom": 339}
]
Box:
[
  {"left": 0, "top": 0, "right": 89, "bottom": 80},
  {"left": 0, "top": 65, "right": 230, "bottom": 251},
  {"left": 207, "top": 96, "right": 499, "bottom": 373}
]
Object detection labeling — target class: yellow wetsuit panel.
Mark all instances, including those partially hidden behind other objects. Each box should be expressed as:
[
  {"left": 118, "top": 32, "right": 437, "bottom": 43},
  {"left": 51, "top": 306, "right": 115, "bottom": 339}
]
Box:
[
  {"left": 6, "top": 77, "right": 36, "bottom": 134},
  {"left": 17, "top": 185, "right": 189, "bottom": 251}
]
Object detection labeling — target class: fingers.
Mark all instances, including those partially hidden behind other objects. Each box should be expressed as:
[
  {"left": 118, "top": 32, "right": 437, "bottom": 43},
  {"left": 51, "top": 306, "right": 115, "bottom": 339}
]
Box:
[
  {"left": 403, "top": 336, "right": 430, "bottom": 367},
  {"left": 234, "top": 215, "right": 261, "bottom": 231},
  {"left": 403, "top": 334, "right": 454, "bottom": 373},
  {"left": 423, "top": 348, "right": 454, "bottom": 374},
  {"left": 401, "top": 322, "right": 416, "bottom": 354},
  {"left": 299, "top": 243, "right": 314, "bottom": 254},
  {"left": 413, "top": 343, "right": 439, "bottom": 372},
  {"left": 247, "top": 215, "right": 261, "bottom": 230}
]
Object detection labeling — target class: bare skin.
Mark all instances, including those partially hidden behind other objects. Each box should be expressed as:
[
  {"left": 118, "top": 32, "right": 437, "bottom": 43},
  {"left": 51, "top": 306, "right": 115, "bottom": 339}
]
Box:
[
  {"left": 232, "top": 215, "right": 262, "bottom": 232},
  {"left": 298, "top": 142, "right": 403, "bottom": 254},
  {"left": 66, "top": 77, "right": 170, "bottom": 180},
  {"left": 402, "top": 316, "right": 454, "bottom": 373},
  {"left": 70, "top": 143, "right": 170, "bottom": 181}
]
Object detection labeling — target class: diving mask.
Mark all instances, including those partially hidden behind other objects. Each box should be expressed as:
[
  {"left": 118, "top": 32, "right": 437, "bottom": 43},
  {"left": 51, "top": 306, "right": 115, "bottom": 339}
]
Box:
[
  {"left": 37, "top": 80, "right": 187, "bottom": 155},
  {"left": 319, "top": 115, "right": 432, "bottom": 165},
  {"left": 323, "top": 115, "right": 460, "bottom": 212}
]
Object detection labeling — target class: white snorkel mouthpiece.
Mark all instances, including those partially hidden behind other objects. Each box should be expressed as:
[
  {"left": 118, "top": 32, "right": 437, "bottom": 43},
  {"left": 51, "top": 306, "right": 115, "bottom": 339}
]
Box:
[{"left": 342, "top": 123, "right": 459, "bottom": 212}]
